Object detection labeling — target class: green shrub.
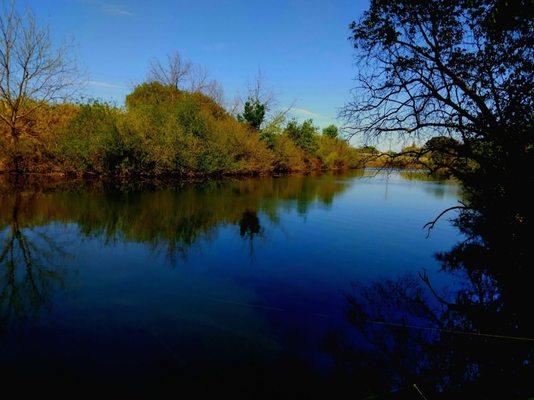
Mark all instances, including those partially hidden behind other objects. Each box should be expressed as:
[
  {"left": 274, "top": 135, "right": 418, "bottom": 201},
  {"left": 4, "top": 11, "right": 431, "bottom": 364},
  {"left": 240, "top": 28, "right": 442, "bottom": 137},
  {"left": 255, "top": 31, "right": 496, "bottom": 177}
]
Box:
[
  {"left": 322, "top": 124, "right": 339, "bottom": 139},
  {"left": 272, "top": 133, "right": 307, "bottom": 171},
  {"left": 317, "top": 135, "right": 361, "bottom": 169},
  {"left": 58, "top": 102, "right": 131, "bottom": 174},
  {"left": 285, "top": 119, "right": 318, "bottom": 154}
]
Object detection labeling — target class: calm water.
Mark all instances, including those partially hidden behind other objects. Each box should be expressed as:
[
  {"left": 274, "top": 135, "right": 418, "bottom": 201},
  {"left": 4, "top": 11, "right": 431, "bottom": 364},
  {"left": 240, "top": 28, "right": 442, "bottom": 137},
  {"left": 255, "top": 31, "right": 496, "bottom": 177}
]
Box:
[{"left": 0, "top": 170, "right": 463, "bottom": 395}]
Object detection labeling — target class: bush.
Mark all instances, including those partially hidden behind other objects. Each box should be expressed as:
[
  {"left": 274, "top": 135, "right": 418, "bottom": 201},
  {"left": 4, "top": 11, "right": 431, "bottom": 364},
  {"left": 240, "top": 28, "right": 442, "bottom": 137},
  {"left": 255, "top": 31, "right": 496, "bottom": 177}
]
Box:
[
  {"left": 317, "top": 136, "right": 361, "bottom": 169},
  {"left": 58, "top": 102, "right": 129, "bottom": 174},
  {"left": 322, "top": 124, "right": 339, "bottom": 138},
  {"left": 0, "top": 102, "right": 78, "bottom": 173},
  {"left": 272, "top": 133, "right": 307, "bottom": 171},
  {"left": 55, "top": 83, "right": 274, "bottom": 176}
]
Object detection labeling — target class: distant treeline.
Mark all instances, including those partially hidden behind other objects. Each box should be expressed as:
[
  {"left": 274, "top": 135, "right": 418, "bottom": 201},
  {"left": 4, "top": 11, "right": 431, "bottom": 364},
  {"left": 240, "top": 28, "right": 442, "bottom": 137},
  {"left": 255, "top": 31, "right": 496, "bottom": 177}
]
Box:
[{"left": 352, "top": 139, "right": 465, "bottom": 174}]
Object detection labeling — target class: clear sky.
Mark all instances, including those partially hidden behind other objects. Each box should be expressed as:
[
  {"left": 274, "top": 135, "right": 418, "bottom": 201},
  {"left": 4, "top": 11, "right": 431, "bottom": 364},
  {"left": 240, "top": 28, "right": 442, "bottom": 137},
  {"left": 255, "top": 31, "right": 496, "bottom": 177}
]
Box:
[{"left": 23, "top": 0, "right": 369, "bottom": 129}]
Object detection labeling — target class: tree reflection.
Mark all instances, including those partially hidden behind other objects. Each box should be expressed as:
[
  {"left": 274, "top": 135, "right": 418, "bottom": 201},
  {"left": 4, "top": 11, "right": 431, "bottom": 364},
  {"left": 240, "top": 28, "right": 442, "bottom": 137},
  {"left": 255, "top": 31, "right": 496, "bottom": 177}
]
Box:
[
  {"left": 0, "top": 192, "right": 69, "bottom": 334},
  {"left": 1, "top": 173, "right": 355, "bottom": 264},
  {"left": 238, "top": 210, "right": 264, "bottom": 262},
  {"left": 0, "top": 173, "right": 356, "bottom": 331},
  {"left": 331, "top": 212, "right": 533, "bottom": 398}
]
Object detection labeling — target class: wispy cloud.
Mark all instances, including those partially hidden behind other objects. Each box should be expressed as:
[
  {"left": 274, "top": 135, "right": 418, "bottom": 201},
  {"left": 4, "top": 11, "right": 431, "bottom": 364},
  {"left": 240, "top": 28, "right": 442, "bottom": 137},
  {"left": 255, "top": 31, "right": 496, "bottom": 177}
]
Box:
[
  {"left": 80, "top": 1, "right": 133, "bottom": 17},
  {"left": 88, "top": 80, "right": 126, "bottom": 89},
  {"left": 101, "top": 3, "right": 133, "bottom": 16},
  {"left": 292, "top": 108, "right": 325, "bottom": 119}
]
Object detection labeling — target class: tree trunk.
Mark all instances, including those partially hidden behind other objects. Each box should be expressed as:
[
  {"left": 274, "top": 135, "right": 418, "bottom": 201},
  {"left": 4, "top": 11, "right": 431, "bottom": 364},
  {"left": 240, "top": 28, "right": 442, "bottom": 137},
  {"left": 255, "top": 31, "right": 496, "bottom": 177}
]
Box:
[{"left": 11, "top": 127, "right": 22, "bottom": 174}]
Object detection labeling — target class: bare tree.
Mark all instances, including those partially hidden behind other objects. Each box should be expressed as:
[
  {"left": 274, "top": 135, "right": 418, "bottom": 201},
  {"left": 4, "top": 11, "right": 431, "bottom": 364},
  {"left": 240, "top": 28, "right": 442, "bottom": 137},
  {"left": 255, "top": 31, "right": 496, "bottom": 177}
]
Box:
[
  {"left": 245, "top": 69, "right": 276, "bottom": 113},
  {"left": 230, "top": 69, "right": 282, "bottom": 123},
  {"left": 203, "top": 79, "right": 225, "bottom": 105},
  {"left": 147, "top": 51, "right": 192, "bottom": 90},
  {"left": 147, "top": 51, "right": 226, "bottom": 105},
  {"left": 0, "top": 1, "right": 78, "bottom": 172},
  {"left": 186, "top": 63, "right": 209, "bottom": 92}
]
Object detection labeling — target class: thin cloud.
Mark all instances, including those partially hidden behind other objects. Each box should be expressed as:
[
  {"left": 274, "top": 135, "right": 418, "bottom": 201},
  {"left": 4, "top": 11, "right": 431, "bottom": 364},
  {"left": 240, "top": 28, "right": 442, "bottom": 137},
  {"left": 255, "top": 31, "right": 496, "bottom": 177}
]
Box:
[
  {"left": 292, "top": 108, "right": 325, "bottom": 119},
  {"left": 80, "top": 1, "right": 133, "bottom": 17},
  {"left": 101, "top": 3, "right": 133, "bottom": 16},
  {"left": 88, "top": 80, "right": 126, "bottom": 89}
]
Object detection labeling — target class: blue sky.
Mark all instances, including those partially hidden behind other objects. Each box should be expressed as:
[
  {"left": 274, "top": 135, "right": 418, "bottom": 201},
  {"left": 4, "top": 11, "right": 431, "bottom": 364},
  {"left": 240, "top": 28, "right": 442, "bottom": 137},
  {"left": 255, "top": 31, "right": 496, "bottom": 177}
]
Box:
[{"left": 23, "top": 0, "right": 368, "bottom": 129}]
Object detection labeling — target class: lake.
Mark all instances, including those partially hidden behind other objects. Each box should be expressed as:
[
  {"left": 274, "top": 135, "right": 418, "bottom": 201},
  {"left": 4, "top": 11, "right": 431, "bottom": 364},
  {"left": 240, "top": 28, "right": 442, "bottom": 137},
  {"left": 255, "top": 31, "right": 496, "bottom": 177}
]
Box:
[{"left": 0, "top": 170, "right": 464, "bottom": 395}]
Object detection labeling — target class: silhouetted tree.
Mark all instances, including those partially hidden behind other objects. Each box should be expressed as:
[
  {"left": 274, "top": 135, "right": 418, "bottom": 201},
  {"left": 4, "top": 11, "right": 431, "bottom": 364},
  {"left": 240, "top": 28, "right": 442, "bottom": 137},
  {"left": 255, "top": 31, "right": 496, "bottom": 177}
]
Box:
[
  {"left": 342, "top": 0, "right": 533, "bottom": 269},
  {"left": 334, "top": 3, "right": 534, "bottom": 397}
]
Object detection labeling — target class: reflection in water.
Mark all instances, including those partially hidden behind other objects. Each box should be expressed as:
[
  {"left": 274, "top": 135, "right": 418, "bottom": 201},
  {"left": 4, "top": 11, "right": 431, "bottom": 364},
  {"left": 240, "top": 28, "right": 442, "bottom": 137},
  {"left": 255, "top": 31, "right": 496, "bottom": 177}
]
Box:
[
  {"left": 0, "top": 192, "right": 69, "bottom": 334},
  {"left": 0, "top": 173, "right": 355, "bottom": 329},
  {"left": 239, "top": 210, "right": 261, "bottom": 239},
  {"left": 239, "top": 210, "right": 263, "bottom": 261},
  {"left": 0, "top": 170, "right": 474, "bottom": 396},
  {"left": 334, "top": 175, "right": 533, "bottom": 398},
  {"left": 1, "top": 173, "right": 354, "bottom": 262}
]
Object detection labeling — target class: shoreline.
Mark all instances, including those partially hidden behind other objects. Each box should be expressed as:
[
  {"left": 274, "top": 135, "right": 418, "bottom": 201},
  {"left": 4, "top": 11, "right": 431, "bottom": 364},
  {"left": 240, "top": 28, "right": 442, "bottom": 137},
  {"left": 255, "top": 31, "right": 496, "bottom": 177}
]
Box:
[{"left": 0, "top": 167, "right": 445, "bottom": 194}]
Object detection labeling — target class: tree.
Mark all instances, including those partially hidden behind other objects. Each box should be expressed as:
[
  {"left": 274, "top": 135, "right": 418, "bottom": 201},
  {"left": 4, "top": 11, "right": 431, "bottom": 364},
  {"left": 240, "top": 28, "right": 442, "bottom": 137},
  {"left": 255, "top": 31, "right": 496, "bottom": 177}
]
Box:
[
  {"left": 342, "top": 0, "right": 533, "bottom": 249},
  {"left": 423, "top": 136, "right": 462, "bottom": 173},
  {"left": 147, "top": 51, "right": 225, "bottom": 104},
  {"left": 148, "top": 51, "right": 192, "bottom": 90},
  {"left": 245, "top": 69, "right": 276, "bottom": 113},
  {"left": 322, "top": 124, "right": 339, "bottom": 139},
  {"left": 285, "top": 119, "right": 318, "bottom": 154},
  {"left": 0, "top": 1, "right": 77, "bottom": 172},
  {"left": 342, "top": 0, "right": 532, "bottom": 148},
  {"left": 231, "top": 69, "right": 277, "bottom": 117},
  {"left": 237, "top": 97, "right": 265, "bottom": 130},
  {"left": 339, "top": 5, "right": 533, "bottom": 395}
]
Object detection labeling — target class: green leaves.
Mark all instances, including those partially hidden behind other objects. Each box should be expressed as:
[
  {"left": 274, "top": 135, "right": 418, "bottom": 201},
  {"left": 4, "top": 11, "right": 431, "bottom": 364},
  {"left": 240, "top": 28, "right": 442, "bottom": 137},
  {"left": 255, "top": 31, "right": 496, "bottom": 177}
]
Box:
[
  {"left": 285, "top": 119, "right": 318, "bottom": 154},
  {"left": 237, "top": 97, "right": 266, "bottom": 130}
]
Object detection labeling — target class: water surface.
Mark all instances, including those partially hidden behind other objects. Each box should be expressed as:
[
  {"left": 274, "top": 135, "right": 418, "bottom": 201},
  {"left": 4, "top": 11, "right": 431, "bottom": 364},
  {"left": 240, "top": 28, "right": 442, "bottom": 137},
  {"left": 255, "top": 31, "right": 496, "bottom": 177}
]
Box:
[{"left": 0, "top": 170, "right": 462, "bottom": 395}]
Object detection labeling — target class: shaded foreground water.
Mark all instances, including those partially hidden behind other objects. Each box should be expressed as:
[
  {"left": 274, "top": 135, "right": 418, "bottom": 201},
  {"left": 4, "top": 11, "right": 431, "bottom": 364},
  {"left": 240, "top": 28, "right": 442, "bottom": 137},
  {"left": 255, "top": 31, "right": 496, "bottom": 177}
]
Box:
[{"left": 0, "top": 170, "right": 531, "bottom": 397}]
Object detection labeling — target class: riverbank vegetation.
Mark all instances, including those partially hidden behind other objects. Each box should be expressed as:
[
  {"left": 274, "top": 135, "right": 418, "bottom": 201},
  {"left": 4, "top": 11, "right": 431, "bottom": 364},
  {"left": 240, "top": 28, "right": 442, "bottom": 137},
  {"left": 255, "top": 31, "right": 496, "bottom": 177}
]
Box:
[{"left": 0, "top": 83, "right": 363, "bottom": 176}]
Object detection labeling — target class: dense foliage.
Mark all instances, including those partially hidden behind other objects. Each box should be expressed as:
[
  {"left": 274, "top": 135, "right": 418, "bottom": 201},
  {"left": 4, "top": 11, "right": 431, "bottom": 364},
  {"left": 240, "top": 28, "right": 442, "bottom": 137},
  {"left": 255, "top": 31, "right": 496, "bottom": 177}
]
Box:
[{"left": 1, "top": 82, "right": 363, "bottom": 176}]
